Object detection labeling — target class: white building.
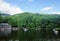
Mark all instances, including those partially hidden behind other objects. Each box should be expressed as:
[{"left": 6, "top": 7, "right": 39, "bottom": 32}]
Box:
[{"left": 0, "top": 23, "right": 12, "bottom": 36}]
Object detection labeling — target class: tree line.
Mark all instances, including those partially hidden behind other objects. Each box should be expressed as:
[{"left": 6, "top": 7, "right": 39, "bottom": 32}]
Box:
[{"left": 0, "top": 12, "right": 60, "bottom": 29}]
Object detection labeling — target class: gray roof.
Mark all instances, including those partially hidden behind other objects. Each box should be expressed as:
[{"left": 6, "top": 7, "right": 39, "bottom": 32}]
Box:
[
  {"left": 0, "top": 23, "right": 9, "bottom": 25},
  {"left": 0, "top": 23, "right": 11, "bottom": 28}
]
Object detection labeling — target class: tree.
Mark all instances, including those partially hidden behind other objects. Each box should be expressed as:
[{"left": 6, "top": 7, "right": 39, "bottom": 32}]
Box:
[{"left": 0, "top": 13, "right": 2, "bottom": 23}]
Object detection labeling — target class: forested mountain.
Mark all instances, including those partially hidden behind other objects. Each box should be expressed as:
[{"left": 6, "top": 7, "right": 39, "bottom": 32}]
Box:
[
  {"left": 1, "top": 12, "right": 60, "bottom": 29},
  {"left": 7, "top": 12, "right": 60, "bottom": 28}
]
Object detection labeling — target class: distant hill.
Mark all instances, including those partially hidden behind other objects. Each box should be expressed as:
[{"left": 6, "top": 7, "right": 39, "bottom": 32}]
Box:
[{"left": 0, "top": 13, "right": 10, "bottom": 17}]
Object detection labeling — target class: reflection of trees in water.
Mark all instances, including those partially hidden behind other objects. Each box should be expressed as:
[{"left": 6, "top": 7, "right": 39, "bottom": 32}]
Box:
[
  {"left": 10, "top": 29, "right": 19, "bottom": 39},
  {"left": 19, "top": 28, "right": 59, "bottom": 41},
  {"left": 0, "top": 28, "right": 59, "bottom": 41},
  {"left": 0, "top": 29, "right": 12, "bottom": 41}
]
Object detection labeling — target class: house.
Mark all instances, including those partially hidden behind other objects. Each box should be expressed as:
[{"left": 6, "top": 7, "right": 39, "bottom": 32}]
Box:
[{"left": 0, "top": 23, "right": 12, "bottom": 36}]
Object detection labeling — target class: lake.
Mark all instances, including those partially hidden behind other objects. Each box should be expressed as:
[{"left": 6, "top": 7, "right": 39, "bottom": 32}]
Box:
[{"left": 0, "top": 28, "right": 59, "bottom": 41}]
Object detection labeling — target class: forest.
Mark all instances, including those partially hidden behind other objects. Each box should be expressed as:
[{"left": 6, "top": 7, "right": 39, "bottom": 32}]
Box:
[{"left": 0, "top": 12, "right": 60, "bottom": 29}]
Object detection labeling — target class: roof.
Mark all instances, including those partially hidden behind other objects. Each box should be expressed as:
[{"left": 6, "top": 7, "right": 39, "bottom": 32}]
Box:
[{"left": 0, "top": 23, "right": 11, "bottom": 28}]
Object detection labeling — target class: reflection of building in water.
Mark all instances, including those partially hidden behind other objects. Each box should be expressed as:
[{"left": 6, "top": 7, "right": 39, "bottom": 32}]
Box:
[
  {"left": 53, "top": 29, "right": 58, "bottom": 36},
  {"left": 12, "top": 27, "right": 18, "bottom": 31},
  {"left": 0, "top": 23, "right": 12, "bottom": 36}
]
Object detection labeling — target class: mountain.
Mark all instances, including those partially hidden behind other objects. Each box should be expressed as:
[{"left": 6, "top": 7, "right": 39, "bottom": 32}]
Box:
[{"left": 0, "top": 13, "right": 10, "bottom": 17}]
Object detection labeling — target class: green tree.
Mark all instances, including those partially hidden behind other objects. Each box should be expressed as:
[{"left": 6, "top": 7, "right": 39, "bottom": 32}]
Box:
[{"left": 0, "top": 13, "right": 2, "bottom": 23}]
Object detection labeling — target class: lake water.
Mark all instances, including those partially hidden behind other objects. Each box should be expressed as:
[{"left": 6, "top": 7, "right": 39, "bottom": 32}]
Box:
[{"left": 0, "top": 28, "right": 59, "bottom": 41}]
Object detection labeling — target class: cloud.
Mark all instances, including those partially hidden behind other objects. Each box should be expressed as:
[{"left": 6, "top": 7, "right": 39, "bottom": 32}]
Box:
[
  {"left": 41, "top": 7, "right": 53, "bottom": 11},
  {"left": 0, "top": 0, "right": 23, "bottom": 15},
  {"left": 52, "top": 12, "right": 60, "bottom": 14}
]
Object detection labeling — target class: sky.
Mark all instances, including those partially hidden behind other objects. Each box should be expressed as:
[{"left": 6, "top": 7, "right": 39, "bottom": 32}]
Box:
[{"left": 0, "top": 0, "right": 60, "bottom": 15}]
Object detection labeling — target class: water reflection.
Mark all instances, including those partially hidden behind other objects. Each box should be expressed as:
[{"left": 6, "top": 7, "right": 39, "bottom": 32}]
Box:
[
  {"left": 0, "top": 28, "right": 11, "bottom": 37},
  {"left": 0, "top": 28, "right": 59, "bottom": 41},
  {"left": 0, "top": 28, "right": 18, "bottom": 41}
]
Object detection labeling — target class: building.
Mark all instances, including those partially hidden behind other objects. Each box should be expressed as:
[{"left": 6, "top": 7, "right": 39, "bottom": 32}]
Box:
[{"left": 0, "top": 23, "right": 12, "bottom": 36}]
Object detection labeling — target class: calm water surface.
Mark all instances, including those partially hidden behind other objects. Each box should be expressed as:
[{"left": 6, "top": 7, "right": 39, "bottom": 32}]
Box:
[{"left": 0, "top": 28, "right": 59, "bottom": 41}]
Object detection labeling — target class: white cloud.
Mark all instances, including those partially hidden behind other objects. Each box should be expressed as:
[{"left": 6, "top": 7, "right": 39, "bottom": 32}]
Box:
[
  {"left": 41, "top": 7, "right": 53, "bottom": 11},
  {"left": 52, "top": 12, "right": 60, "bottom": 14},
  {"left": 0, "top": 0, "right": 23, "bottom": 15}
]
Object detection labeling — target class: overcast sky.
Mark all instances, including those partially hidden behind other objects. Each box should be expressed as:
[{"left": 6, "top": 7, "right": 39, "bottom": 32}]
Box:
[{"left": 0, "top": 0, "right": 60, "bottom": 15}]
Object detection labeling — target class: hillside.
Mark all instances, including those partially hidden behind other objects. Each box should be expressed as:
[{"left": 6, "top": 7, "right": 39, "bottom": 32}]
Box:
[{"left": 1, "top": 13, "right": 10, "bottom": 17}]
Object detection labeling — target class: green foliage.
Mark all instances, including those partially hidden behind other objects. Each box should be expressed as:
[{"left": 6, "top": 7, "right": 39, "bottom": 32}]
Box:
[
  {"left": 0, "top": 13, "right": 2, "bottom": 23},
  {"left": 7, "top": 16, "right": 18, "bottom": 27},
  {"left": 7, "top": 12, "right": 60, "bottom": 29},
  {"left": 1, "top": 16, "right": 8, "bottom": 23}
]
